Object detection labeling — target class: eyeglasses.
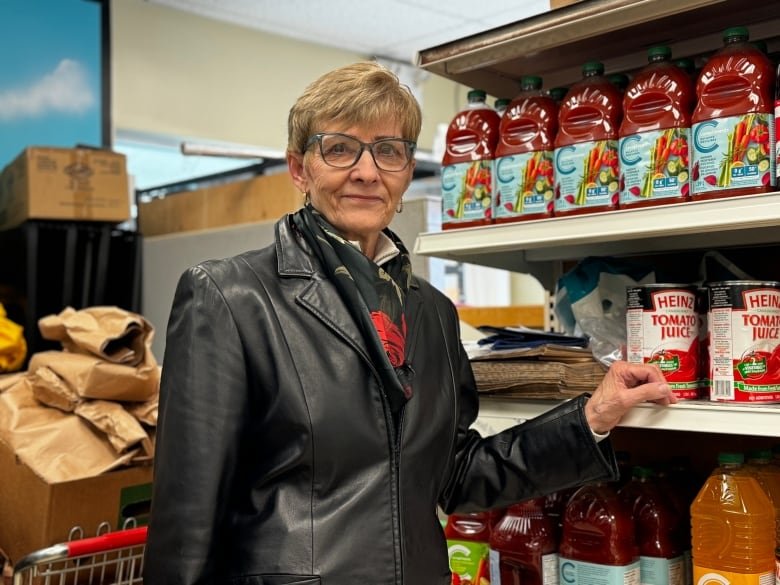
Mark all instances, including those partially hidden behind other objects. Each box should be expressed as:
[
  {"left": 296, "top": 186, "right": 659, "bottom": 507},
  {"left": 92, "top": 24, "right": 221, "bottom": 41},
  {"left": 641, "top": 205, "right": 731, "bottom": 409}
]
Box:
[{"left": 305, "top": 132, "right": 416, "bottom": 172}]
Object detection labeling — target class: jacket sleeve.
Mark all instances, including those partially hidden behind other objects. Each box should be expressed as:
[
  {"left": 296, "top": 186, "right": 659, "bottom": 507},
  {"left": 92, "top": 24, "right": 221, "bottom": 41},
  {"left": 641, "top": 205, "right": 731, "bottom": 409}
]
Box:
[
  {"left": 437, "top": 309, "right": 618, "bottom": 515},
  {"left": 144, "top": 265, "right": 249, "bottom": 585}
]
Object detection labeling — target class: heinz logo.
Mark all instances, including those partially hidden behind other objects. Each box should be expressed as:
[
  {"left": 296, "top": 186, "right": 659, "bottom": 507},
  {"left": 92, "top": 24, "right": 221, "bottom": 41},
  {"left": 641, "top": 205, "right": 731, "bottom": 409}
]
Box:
[
  {"left": 744, "top": 290, "right": 780, "bottom": 309},
  {"left": 652, "top": 291, "right": 695, "bottom": 310}
]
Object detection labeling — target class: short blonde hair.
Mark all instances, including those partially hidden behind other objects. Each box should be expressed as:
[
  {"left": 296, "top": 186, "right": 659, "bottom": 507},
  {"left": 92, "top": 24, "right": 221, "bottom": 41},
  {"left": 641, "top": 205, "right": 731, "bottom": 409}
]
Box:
[{"left": 287, "top": 61, "right": 422, "bottom": 154}]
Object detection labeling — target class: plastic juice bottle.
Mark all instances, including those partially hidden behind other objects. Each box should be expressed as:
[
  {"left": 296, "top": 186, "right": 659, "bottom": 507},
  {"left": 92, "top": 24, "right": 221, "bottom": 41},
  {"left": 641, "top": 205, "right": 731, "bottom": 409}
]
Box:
[
  {"left": 559, "top": 482, "right": 639, "bottom": 585},
  {"left": 489, "top": 497, "right": 559, "bottom": 585},
  {"left": 494, "top": 75, "right": 558, "bottom": 223},
  {"left": 554, "top": 61, "right": 623, "bottom": 216},
  {"left": 657, "top": 458, "right": 697, "bottom": 585},
  {"left": 446, "top": 511, "right": 492, "bottom": 584},
  {"left": 690, "top": 452, "right": 775, "bottom": 585},
  {"left": 618, "top": 467, "right": 685, "bottom": 585},
  {"left": 775, "top": 63, "right": 780, "bottom": 185},
  {"left": 441, "top": 89, "right": 500, "bottom": 229},
  {"left": 691, "top": 27, "right": 776, "bottom": 200},
  {"left": 542, "top": 488, "right": 576, "bottom": 543},
  {"left": 745, "top": 449, "right": 780, "bottom": 550},
  {"left": 620, "top": 46, "right": 695, "bottom": 209},
  {"left": 674, "top": 58, "right": 697, "bottom": 82}
]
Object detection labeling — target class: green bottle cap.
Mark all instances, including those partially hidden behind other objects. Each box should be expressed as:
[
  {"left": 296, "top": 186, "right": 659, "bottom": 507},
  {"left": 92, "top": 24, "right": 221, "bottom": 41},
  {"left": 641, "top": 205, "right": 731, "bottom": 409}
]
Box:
[
  {"left": 673, "top": 58, "right": 695, "bottom": 73},
  {"left": 747, "top": 449, "right": 772, "bottom": 462},
  {"left": 520, "top": 75, "right": 543, "bottom": 90},
  {"left": 549, "top": 87, "right": 568, "bottom": 101},
  {"left": 723, "top": 26, "right": 749, "bottom": 43},
  {"left": 608, "top": 73, "right": 629, "bottom": 91},
  {"left": 467, "top": 89, "right": 487, "bottom": 102},
  {"left": 632, "top": 466, "right": 654, "bottom": 479},
  {"left": 494, "top": 98, "right": 510, "bottom": 109},
  {"left": 648, "top": 45, "right": 672, "bottom": 61},
  {"left": 718, "top": 452, "right": 745, "bottom": 465},
  {"left": 582, "top": 61, "right": 604, "bottom": 77}
]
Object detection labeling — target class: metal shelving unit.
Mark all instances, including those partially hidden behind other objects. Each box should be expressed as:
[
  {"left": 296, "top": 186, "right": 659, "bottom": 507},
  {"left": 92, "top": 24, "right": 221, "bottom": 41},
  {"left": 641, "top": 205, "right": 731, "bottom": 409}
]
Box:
[{"left": 415, "top": 0, "right": 780, "bottom": 438}]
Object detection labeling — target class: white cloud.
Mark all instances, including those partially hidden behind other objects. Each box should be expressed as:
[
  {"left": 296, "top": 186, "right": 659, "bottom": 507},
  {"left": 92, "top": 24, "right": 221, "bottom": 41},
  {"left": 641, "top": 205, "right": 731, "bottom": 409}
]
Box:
[{"left": 0, "top": 59, "right": 95, "bottom": 121}]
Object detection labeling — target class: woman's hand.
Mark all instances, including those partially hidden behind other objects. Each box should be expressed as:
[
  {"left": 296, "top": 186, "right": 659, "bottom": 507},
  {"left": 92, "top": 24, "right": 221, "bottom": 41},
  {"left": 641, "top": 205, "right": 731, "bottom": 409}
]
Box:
[{"left": 585, "top": 360, "right": 678, "bottom": 434}]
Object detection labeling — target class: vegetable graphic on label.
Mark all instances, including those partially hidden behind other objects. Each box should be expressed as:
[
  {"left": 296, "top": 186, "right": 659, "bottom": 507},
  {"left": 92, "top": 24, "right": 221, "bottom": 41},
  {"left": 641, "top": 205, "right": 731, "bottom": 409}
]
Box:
[
  {"left": 717, "top": 113, "right": 770, "bottom": 187},
  {"left": 575, "top": 142, "right": 618, "bottom": 205},
  {"left": 639, "top": 128, "right": 689, "bottom": 197}
]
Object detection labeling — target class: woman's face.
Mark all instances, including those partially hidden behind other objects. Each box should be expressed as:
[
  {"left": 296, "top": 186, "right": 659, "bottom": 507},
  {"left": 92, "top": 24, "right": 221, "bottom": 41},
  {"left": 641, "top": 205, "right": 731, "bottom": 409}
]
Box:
[{"left": 287, "top": 120, "right": 415, "bottom": 254}]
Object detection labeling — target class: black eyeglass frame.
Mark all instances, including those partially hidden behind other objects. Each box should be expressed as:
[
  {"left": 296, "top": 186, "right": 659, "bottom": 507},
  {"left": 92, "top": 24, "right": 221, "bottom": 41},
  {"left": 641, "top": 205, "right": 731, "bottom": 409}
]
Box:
[{"left": 304, "top": 132, "right": 417, "bottom": 172}]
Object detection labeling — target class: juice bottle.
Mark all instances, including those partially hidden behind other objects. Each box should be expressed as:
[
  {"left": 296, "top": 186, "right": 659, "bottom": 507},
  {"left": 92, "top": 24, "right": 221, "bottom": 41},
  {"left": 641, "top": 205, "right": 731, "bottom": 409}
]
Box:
[
  {"left": 489, "top": 497, "right": 559, "bottom": 585},
  {"left": 542, "top": 488, "right": 576, "bottom": 543},
  {"left": 441, "top": 89, "right": 500, "bottom": 229},
  {"left": 620, "top": 46, "right": 695, "bottom": 209},
  {"left": 554, "top": 61, "right": 622, "bottom": 216},
  {"left": 618, "top": 467, "right": 685, "bottom": 585},
  {"left": 494, "top": 75, "right": 558, "bottom": 223},
  {"left": 657, "top": 457, "right": 697, "bottom": 585},
  {"left": 446, "top": 511, "right": 492, "bottom": 584},
  {"left": 690, "top": 452, "right": 775, "bottom": 585},
  {"left": 691, "top": 27, "right": 776, "bottom": 200},
  {"left": 674, "top": 58, "right": 697, "bottom": 82},
  {"left": 609, "top": 73, "right": 630, "bottom": 94},
  {"left": 744, "top": 449, "right": 780, "bottom": 550},
  {"left": 559, "top": 482, "right": 639, "bottom": 585},
  {"left": 775, "top": 62, "right": 780, "bottom": 185}
]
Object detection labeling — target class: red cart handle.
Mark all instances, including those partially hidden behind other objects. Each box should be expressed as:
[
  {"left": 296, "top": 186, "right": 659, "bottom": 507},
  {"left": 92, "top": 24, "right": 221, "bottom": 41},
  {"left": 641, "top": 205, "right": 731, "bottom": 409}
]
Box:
[{"left": 66, "top": 526, "right": 147, "bottom": 557}]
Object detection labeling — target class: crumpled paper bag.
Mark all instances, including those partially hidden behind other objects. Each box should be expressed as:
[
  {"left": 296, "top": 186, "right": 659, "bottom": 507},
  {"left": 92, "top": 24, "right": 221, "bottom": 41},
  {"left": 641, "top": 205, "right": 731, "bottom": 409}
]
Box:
[
  {"left": 29, "top": 350, "right": 158, "bottom": 402},
  {"left": 0, "top": 376, "right": 139, "bottom": 482},
  {"left": 38, "top": 306, "right": 153, "bottom": 367}
]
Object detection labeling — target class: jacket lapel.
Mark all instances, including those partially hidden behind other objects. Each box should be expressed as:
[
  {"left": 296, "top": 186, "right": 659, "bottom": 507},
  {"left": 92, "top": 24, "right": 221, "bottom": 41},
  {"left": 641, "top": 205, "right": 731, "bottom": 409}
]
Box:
[{"left": 275, "top": 217, "right": 376, "bottom": 370}]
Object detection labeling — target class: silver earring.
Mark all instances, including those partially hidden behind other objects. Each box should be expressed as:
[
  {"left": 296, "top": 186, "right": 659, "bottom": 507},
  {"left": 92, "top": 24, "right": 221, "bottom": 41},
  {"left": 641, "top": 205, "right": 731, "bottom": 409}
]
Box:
[
  {"left": 396, "top": 199, "right": 404, "bottom": 213},
  {"left": 304, "top": 192, "right": 311, "bottom": 206}
]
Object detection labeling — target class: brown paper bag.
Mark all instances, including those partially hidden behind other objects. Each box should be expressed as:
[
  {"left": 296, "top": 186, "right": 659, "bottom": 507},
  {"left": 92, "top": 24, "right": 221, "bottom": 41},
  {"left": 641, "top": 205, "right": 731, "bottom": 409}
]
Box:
[
  {"left": 29, "top": 366, "right": 80, "bottom": 412},
  {"left": 28, "top": 350, "right": 159, "bottom": 402},
  {"left": 74, "top": 400, "right": 153, "bottom": 456},
  {"left": 38, "top": 307, "right": 153, "bottom": 367},
  {"left": 0, "top": 376, "right": 138, "bottom": 482}
]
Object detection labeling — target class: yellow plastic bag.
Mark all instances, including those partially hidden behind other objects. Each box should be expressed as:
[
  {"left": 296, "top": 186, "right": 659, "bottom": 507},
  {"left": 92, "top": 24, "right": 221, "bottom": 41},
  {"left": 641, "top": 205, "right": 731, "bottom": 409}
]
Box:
[{"left": 0, "top": 303, "right": 26, "bottom": 372}]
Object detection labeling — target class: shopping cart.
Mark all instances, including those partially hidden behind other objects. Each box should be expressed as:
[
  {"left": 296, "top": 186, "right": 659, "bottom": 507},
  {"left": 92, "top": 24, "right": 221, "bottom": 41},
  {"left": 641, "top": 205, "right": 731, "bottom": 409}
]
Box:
[{"left": 11, "top": 524, "right": 146, "bottom": 585}]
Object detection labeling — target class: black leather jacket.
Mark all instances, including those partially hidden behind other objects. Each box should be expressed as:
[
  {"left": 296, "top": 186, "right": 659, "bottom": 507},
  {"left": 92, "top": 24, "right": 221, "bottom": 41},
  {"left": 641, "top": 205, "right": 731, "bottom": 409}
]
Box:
[{"left": 144, "top": 215, "right": 617, "bottom": 585}]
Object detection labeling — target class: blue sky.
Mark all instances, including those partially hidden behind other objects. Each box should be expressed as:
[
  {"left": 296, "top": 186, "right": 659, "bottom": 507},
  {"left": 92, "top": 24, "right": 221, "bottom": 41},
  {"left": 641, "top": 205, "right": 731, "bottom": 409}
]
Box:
[{"left": 0, "top": 0, "right": 102, "bottom": 170}]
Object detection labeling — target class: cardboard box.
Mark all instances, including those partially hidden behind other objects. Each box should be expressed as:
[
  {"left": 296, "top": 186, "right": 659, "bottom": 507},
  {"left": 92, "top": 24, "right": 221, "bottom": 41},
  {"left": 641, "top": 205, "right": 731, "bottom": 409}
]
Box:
[
  {"left": 137, "top": 172, "right": 302, "bottom": 236},
  {"left": 0, "top": 439, "right": 152, "bottom": 564},
  {"left": 0, "top": 147, "right": 130, "bottom": 230}
]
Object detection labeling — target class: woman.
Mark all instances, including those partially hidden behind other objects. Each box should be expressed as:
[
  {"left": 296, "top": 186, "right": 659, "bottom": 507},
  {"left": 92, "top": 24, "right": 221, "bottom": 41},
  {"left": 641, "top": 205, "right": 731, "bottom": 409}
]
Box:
[{"left": 144, "top": 61, "right": 675, "bottom": 585}]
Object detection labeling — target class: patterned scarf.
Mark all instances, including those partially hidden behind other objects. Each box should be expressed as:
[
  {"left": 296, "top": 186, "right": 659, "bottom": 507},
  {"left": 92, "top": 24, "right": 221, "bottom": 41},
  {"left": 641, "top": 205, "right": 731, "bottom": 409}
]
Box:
[{"left": 292, "top": 205, "right": 414, "bottom": 415}]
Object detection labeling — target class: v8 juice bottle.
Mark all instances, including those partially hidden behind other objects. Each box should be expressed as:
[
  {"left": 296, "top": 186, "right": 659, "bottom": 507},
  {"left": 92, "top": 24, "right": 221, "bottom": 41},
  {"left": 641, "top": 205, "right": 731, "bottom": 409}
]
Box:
[
  {"left": 690, "top": 452, "right": 775, "bottom": 585},
  {"left": 489, "top": 497, "right": 559, "bottom": 585},
  {"left": 618, "top": 467, "right": 685, "bottom": 585},
  {"left": 554, "top": 61, "right": 623, "bottom": 216},
  {"left": 559, "top": 482, "right": 639, "bottom": 585},
  {"left": 692, "top": 27, "right": 776, "bottom": 199},
  {"left": 441, "top": 89, "right": 500, "bottom": 229},
  {"left": 446, "top": 511, "right": 493, "bottom": 584},
  {"left": 494, "top": 76, "right": 558, "bottom": 223},
  {"left": 620, "top": 46, "right": 695, "bottom": 208}
]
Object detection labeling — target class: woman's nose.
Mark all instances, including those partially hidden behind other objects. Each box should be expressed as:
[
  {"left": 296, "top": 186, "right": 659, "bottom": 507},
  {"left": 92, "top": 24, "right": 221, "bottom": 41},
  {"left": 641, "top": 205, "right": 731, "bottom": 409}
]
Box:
[{"left": 351, "top": 148, "right": 380, "bottom": 179}]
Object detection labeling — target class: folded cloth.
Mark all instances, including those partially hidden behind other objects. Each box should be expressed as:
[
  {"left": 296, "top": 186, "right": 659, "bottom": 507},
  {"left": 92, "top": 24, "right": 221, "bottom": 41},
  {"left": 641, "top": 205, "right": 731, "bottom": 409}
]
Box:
[{"left": 477, "top": 326, "right": 588, "bottom": 350}]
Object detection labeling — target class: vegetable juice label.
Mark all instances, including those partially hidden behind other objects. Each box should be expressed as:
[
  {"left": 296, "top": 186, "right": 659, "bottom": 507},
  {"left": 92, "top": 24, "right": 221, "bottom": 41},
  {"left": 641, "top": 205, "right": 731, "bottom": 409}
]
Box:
[
  {"left": 641, "top": 555, "right": 685, "bottom": 585},
  {"left": 626, "top": 285, "right": 700, "bottom": 399},
  {"left": 708, "top": 281, "right": 780, "bottom": 403},
  {"left": 620, "top": 128, "right": 690, "bottom": 204},
  {"left": 554, "top": 139, "right": 619, "bottom": 212},
  {"left": 692, "top": 113, "right": 776, "bottom": 194},
  {"left": 490, "top": 549, "right": 559, "bottom": 585},
  {"left": 495, "top": 150, "right": 554, "bottom": 219},
  {"left": 775, "top": 99, "right": 780, "bottom": 183},
  {"left": 693, "top": 565, "right": 774, "bottom": 585},
  {"left": 441, "top": 159, "right": 494, "bottom": 225},
  {"left": 560, "top": 558, "right": 640, "bottom": 585},
  {"left": 448, "top": 539, "right": 490, "bottom": 584}
]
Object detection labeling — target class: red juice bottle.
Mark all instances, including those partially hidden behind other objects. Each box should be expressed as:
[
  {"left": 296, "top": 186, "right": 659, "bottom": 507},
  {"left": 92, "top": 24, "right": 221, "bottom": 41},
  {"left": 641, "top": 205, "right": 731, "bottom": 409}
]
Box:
[
  {"left": 618, "top": 467, "right": 685, "bottom": 585},
  {"left": 554, "top": 61, "right": 623, "bottom": 216},
  {"left": 620, "top": 46, "right": 695, "bottom": 209},
  {"left": 691, "top": 27, "right": 776, "bottom": 199},
  {"left": 445, "top": 511, "right": 492, "bottom": 584},
  {"left": 559, "top": 482, "right": 639, "bottom": 584},
  {"left": 441, "top": 89, "right": 500, "bottom": 229},
  {"left": 489, "top": 497, "right": 559, "bottom": 585},
  {"left": 494, "top": 76, "right": 558, "bottom": 223}
]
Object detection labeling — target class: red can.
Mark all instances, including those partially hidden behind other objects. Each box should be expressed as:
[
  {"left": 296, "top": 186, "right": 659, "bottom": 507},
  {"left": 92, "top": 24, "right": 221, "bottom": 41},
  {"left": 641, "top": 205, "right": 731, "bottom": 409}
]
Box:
[
  {"left": 626, "top": 284, "right": 700, "bottom": 399},
  {"left": 707, "top": 280, "right": 780, "bottom": 403}
]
